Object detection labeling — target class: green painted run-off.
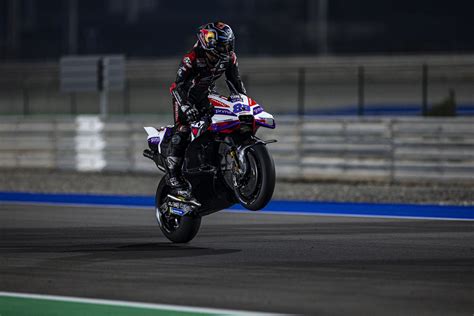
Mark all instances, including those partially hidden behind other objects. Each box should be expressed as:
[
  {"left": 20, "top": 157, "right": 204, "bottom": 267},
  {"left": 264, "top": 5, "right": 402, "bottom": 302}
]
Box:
[{"left": 0, "top": 296, "right": 232, "bottom": 316}]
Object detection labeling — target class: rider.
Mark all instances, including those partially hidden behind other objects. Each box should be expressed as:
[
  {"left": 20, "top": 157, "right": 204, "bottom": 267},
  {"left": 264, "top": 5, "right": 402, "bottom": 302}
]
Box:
[{"left": 167, "top": 22, "right": 246, "bottom": 203}]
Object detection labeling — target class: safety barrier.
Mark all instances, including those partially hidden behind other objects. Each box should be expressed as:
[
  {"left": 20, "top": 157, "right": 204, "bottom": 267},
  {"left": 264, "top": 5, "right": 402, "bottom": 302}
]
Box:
[{"left": 0, "top": 116, "right": 473, "bottom": 182}]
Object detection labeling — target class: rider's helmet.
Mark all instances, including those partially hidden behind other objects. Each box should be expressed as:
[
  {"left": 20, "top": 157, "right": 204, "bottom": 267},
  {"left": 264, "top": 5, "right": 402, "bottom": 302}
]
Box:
[{"left": 197, "top": 22, "right": 235, "bottom": 59}]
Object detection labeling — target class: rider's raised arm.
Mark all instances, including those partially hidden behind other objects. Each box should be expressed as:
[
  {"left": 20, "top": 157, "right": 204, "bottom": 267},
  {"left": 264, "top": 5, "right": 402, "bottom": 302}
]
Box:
[
  {"left": 225, "top": 52, "right": 247, "bottom": 95},
  {"left": 169, "top": 50, "right": 197, "bottom": 105}
]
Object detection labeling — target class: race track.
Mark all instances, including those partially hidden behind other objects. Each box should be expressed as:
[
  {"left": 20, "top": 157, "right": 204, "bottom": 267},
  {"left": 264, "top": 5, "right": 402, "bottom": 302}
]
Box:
[{"left": 1, "top": 203, "right": 473, "bottom": 315}]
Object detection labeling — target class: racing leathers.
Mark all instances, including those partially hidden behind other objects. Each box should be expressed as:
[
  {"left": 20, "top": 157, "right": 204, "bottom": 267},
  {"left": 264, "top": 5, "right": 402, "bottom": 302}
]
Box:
[{"left": 166, "top": 43, "right": 246, "bottom": 201}]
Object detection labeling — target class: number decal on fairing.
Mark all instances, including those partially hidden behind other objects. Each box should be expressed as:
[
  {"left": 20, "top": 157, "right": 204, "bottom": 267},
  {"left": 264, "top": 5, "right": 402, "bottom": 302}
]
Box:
[{"left": 233, "top": 103, "right": 251, "bottom": 113}]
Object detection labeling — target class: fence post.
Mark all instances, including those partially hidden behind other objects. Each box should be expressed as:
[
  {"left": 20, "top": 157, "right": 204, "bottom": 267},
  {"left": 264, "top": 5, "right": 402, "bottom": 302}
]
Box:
[
  {"left": 98, "top": 57, "right": 108, "bottom": 118},
  {"left": 297, "top": 67, "right": 306, "bottom": 116},
  {"left": 22, "top": 83, "right": 29, "bottom": 116},
  {"left": 388, "top": 119, "right": 395, "bottom": 183},
  {"left": 70, "top": 92, "right": 77, "bottom": 115},
  {"left": 123, "top": 79, "right": 130, "bottom": 114},
  {"left": 422, "top": 64, "right": 428, "bottom": 116},
  {"left": 358, "top": 65, "right": 365, "bottom": 116},
  {"left": 450, "top": 88, "right": 456, "bottom": 116},
  {"left": 296, "top": 68, "right": 306, "bottom": 179}
]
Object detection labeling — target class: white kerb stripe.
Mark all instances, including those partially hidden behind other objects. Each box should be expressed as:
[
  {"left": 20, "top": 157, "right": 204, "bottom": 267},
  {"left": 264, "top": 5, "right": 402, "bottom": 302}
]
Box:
[{"left": 0, "top": 291, "right": 282, "bottom": 316}]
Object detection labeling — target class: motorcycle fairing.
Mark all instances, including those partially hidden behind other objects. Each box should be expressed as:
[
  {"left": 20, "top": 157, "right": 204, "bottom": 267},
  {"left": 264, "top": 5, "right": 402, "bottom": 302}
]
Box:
[
  {"left": 144, "top": 126, "right": 173, "bottom": 154},
  {"left": 189, "top": 93, "right": 276, "bottom": 139}
]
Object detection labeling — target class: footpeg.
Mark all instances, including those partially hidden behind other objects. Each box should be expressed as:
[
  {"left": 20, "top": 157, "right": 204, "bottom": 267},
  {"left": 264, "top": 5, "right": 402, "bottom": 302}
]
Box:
[
  {"left": 143, "top": 149, "right": 154, "bottom": 159},
  {"left": 166, "top": 194, "right": 202, "bottom": 208}
]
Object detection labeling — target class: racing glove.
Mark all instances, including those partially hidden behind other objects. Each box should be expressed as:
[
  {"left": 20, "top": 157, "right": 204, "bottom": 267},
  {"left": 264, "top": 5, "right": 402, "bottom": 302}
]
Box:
[{"left": 181, "top": 103, "right": 200, "bottom": 122}]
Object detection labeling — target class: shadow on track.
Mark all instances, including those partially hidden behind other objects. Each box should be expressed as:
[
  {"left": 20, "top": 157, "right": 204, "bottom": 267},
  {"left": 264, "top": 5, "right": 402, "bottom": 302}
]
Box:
[{"left": 1, "top": 242, "right": 241, "bottom": 260}]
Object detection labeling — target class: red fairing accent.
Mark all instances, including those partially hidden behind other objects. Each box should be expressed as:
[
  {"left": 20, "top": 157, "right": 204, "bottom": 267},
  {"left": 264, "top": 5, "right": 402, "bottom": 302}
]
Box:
[
  {"left": 169, "top": 82, "right": 177, "bottom": 93},
  {"left": 192, "top": 127, "right": 199, "bottom": 136},
  {"left": 217, "top": 128, "right": 235, "bottom": 134},
  {"left": 209, "top": 98, "right": 230, "bottom": 108},
  {"left": 231, "top": 52, "right": 237, "bottom": 64},
  {"left": 248, "top": 97, "right": 257, "bottom": 106}
]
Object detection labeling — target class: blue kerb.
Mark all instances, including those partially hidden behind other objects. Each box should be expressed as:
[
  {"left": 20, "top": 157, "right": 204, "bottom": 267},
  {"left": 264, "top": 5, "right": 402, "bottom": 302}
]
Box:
[
  {"left": 229, "top": 200, "right": 474, "bottom": 220},
  {"left": 0, "top": 191, "right": 154, "bottom": 207},
  {"left": 0, "top": 191, "right": 473, "bottom": 220}
]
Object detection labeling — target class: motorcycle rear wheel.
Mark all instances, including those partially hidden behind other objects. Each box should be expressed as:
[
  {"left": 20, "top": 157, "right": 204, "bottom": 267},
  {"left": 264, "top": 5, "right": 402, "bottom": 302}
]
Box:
[{"left": 155, "top": 177, "right": 201, "bottom": 243}]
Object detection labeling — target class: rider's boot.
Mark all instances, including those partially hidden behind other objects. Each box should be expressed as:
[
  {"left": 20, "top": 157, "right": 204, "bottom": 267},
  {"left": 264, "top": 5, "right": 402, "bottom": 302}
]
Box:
[{"left": 165, "top": 156, "right": 200, "bottom": 206}]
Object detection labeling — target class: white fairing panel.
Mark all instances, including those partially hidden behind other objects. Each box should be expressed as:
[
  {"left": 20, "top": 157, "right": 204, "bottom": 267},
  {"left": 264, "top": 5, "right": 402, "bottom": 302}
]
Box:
[
  {"left": 143, "top": 94, "right": 276, "bottom": 149},
  {"left": 144, "top": 126, "right": 159, "bottom": 137},
  {"left": 255, "top": 111, "right": 275, "bottom": 128},
  {"left": 144, "top": 126, "right": 168, "bottom": 154},
  {"left": 207, "top": 93, "right": 275, "bottom": 129}
]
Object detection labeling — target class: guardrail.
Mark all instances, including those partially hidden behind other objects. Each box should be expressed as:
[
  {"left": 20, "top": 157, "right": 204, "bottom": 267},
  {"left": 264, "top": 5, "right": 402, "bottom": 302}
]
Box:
[
  {"left": 1, "top": 116, "right": 473, "bottom": 183},
  {"left": 263, "top": 117, "right": 474, "bottom": 182}
]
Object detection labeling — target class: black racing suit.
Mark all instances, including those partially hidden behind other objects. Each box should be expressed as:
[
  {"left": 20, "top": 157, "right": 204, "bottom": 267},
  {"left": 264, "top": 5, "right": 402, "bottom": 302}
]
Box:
[{"left": 166, "top": 43, "right": 246, "bottom": 189}]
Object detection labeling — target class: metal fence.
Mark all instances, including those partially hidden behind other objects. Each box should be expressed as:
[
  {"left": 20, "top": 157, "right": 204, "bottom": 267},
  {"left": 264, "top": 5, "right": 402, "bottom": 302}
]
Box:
[
  {"left": 1, "top": 55, "right": 474, "bottom": 116},
  {"left": 1, "top": 116, "right": 473, "bottom": 183}
]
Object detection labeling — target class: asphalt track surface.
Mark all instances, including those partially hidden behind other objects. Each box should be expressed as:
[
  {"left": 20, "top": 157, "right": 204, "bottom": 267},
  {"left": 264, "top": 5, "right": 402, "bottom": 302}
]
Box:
[{"left": 1, "top": 203, "right": 473, "bottom": 315}]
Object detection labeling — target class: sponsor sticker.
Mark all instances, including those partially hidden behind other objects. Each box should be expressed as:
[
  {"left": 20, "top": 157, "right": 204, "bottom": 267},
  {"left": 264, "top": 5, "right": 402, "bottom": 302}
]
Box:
[
  {"left": 170, "top": 207, "right": 186, "bottom": 216},
  {"left": 149, "top": 137, "right": 161, "bottom": 144},
  {"left": 233, "top": 103, "right": 251, "bottom": 113},
  {"left": 253, "top": 106, "right": 264, "bottom": 115},
  {"left": 214, "top": 108, "right": 236, "bottom": 116}
]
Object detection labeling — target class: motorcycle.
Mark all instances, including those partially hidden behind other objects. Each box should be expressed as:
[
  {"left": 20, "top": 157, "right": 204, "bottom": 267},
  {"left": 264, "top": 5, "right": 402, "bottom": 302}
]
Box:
[{"left": 143, "top": 81, "right": 276, "bottom": 243}]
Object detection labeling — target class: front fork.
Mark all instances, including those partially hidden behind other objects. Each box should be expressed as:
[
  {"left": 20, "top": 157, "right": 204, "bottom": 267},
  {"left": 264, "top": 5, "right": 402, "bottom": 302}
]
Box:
[
  {"left": 227, "top": 137, "right": 277, "bottom": 187},
  {"left": 229, "top": 147, "right": 246, "bottom": 187}
]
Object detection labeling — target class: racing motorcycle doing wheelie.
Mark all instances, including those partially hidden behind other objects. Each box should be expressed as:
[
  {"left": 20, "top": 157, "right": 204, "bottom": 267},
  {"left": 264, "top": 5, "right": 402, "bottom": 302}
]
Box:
[{"left": 143, "top": 81, "right": 276, "bottom": 243}]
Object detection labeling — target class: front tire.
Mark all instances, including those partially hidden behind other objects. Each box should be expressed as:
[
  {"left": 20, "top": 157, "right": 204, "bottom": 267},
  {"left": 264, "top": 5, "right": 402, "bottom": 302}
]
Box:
[
  {"left": 155, "top": 177, "right": 201, "bottom": 243},
  {"left": 235, "top": 144, "right": 275, "bottom": 211}
]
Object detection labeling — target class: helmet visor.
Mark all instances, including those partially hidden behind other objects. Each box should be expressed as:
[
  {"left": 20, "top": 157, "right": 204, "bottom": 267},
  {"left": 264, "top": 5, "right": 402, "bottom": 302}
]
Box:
[{"left": 215, "top": 40, "right": 234, "bottom": 55}]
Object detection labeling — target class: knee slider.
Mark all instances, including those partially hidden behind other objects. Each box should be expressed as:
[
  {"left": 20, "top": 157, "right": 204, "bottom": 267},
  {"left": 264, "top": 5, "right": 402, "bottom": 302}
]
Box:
[
  {"left": 170, "top": 129, "right": 190, "bottom": 157},
  {"left": 173, "top": 125, "right": 191, "bottom": 144},
  {"left": 171, "top": 134, "right": 181, "bottom": 145}
]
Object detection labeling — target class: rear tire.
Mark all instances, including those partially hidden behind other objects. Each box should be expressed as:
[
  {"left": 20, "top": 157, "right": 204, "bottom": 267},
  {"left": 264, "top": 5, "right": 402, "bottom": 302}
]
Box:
[
  {"left": 235, "top": 144, "right": 275, "bottom": 211},
  {"left": 155, "top": 177, "right": 201, "bottom": 243}
]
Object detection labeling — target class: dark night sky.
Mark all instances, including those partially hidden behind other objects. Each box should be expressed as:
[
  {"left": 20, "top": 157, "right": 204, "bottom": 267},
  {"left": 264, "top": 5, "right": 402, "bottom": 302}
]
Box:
[{"left": 1, "top": 0, "right": 474, "bottom": 60}]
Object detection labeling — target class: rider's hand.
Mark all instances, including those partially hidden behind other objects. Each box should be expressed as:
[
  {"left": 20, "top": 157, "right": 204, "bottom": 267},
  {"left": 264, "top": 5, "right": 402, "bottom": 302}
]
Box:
[{"left": 181, "top": 104, "right": 200, "bottom": 122}]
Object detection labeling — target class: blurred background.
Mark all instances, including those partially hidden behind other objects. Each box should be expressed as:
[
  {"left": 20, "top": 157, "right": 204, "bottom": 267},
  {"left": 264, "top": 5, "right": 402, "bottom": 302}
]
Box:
[
  {"left": 0, "top": 0, "right": 473, "bottom": 184},
  {"left": 1, "top": 0, "right": 474, "bottom": 116},
  {"left": 2, "top": 0, "right": 474, "bottom": 58}
]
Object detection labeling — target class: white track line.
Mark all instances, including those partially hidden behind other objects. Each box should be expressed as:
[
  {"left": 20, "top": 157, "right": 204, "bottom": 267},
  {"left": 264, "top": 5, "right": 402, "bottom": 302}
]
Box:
[{"left": 0, "top": 291, "right": 282, "bottom": 316}]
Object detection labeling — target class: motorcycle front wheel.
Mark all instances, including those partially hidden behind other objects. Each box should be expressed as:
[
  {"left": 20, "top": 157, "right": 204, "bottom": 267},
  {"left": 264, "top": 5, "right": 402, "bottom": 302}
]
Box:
[
  {"left": 155, "top": 177, "right": 201, "bottom": 243},
  {"left": 235, "top": 143, "right": 275, "bottom": 211}
]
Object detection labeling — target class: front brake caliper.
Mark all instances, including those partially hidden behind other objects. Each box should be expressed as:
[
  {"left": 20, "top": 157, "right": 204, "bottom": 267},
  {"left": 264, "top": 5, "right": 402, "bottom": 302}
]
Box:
[{"left": 229, "top": 148, "right": 239, "bottom": 170}]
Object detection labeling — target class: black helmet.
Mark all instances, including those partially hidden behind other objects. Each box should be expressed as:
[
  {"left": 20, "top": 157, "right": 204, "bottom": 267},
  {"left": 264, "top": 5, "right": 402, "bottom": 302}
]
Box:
[{"left": 197, "top": 22, "right": 235, "bottom": 59}]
